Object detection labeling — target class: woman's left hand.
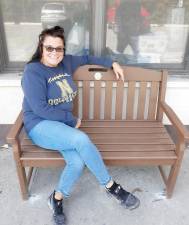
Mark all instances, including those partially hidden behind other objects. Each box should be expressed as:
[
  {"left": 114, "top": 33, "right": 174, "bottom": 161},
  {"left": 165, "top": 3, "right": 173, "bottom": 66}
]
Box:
[
  {"left": 75, "top": 118, "right": 81, "bottom": 129},
  {"left": 112, "top": 62, "right": 124, "bottom": 82}
]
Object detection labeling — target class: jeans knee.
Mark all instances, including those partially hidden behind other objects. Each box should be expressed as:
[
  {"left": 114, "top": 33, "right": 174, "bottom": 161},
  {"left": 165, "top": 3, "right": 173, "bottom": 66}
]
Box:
[{"left": 73, "top": 131, "right": 91, "bottom": 146}]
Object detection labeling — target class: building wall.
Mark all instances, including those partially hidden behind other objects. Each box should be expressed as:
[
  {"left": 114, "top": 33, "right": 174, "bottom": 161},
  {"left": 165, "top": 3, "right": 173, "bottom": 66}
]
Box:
[{"left": 0, "top": 75, "right": 23, "bottom": 124}]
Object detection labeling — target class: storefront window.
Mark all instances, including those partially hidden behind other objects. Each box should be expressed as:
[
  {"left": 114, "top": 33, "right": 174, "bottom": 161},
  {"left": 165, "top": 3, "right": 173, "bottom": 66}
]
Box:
[
  {"left": 1, "top": 0, "right": 189, "bottom": 72},
  {"left": 0, "top": 0, "right": 91, "bottom": 63},
  {"left": 105, "top": 0, "right": 189, "bottom": 65}
]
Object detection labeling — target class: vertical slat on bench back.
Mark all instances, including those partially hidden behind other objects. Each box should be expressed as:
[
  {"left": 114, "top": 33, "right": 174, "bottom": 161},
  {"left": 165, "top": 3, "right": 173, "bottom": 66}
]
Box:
[
  {"left": 94, "top": 81, "right": 101, "bottom": 119},
  {"left": 73, "top": 65, "right": 167, "bottom": 121},
  {"left": 137, "top": 82, "right": 147, "bottom": 119},
  {"left": 105, "top": 81, "right": 113, "bottom": 119},
  {"left": 115, "top": 81, "right": 124, "bottom": 119},
  {"left": 148, "top": 82, "right": 160, "bottom": 120},
  {"left": 72, "top": 81, "right": 79, "bottom": 116},
  {"left": 126, "top": 81, "right": 136, "bottom": 120}
]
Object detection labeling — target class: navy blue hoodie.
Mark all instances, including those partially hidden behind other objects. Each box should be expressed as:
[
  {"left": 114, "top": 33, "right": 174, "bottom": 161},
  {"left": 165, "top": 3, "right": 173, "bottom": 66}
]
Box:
[{"left": 22, "top": 55, "right": 113, "bottom": 133}]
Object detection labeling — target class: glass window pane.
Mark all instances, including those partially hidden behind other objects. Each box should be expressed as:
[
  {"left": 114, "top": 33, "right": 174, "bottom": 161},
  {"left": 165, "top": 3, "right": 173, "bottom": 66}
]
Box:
[
  {"left": 1, "top": 0, "right": 91, "bottom": 62},
  {"left": 105, "top": 0, "right": 189, "bottom": 65}
]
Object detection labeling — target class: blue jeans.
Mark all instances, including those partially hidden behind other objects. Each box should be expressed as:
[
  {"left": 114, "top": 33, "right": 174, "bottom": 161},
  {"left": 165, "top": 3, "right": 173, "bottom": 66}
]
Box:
[{"left": 28, "top": 120, "right": 111, "bottom": 197}]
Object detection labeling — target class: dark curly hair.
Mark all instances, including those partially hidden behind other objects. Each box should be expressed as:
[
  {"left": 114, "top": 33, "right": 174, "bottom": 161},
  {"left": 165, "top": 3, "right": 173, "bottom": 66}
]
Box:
[{"left": 28, "top": 26, "right": 66, "bottom": 63}]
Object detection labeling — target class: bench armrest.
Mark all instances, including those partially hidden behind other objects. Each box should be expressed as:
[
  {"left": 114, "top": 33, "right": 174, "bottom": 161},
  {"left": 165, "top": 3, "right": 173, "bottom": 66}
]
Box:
[
  {"left": 160, "top": 101, "right": 189, "bottom": 140},
  {"left": 6, "top": 111, "right": 24, "bottom": 145}
]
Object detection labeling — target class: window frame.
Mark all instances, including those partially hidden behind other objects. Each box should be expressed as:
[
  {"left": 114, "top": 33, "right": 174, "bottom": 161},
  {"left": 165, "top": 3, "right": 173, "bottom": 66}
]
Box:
[{"left": 0, "top": 5, "right": 27, "bottom": 73}]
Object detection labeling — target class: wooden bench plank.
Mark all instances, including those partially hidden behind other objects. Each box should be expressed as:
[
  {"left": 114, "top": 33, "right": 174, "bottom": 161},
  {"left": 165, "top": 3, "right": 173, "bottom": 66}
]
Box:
[
  {"left": 21, "top": 150, "right": 177, "bottom": 168},
  {"left": 126, "top": 81, "right": 135, "bottom": 119},
  {"left": 21, "top": 151, "right": 177, "bottom": 159},
  {"left": 81, "top": 127, "right": 167, "bottom": 133},
  {"left": 73, "top": 81, "right": 79, "bottom": 117},
  {"left": 90, "top": 138, "right": 173, "bottom": 145},
  {"left": 104, "top": 81, "right": 113, "bottom": 119},
  {"left": 148, "top": 82, "right": 159, "bottom": 120},
  {"left": 137, "top": 82, "right": 147, "bottom": 119},
  {"left": 115, "top": 81, "right": 124, "bottom": 119},
  {"left": 80, "top": 120, "right": 164, "bottom": 127},
  {"left": 82, "top": 81, "right": 90, "bottom": 119},
  {"left": 22, "top": 143, "right": 175, "bottom": 152},
  {"left": 21, "top": 135, "right": 174, "bottom": 145},
  {"left": 94, "top": 81, "right": 101, "bottom": 119},
  {"left": 78, "top": 133, "right": 171, "bottom": 139},
  {"left": 22, "top": 130, "right": 170, "bottom": 139},
  {"left": 74, "top": 66, "right": 162, "bottom": 81},
  {"left": 22, "top": 133, "right": 171, "bottom": 142}
]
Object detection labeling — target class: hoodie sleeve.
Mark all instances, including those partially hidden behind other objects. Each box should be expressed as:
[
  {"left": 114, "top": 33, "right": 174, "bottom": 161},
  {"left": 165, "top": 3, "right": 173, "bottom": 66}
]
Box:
[{"left": 22, "top": 66, "right": 77, "bottom": 127}]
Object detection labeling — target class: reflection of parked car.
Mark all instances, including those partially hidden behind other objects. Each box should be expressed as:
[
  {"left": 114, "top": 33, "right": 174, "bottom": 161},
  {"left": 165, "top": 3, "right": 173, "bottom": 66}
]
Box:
[{"left": 41, "top": 3, "right": 67, "bottom": 28}]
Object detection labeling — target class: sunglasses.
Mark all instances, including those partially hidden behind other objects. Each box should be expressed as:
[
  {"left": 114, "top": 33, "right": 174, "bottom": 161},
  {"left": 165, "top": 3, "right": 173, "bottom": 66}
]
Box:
[{"left": 43, "top": 45, "right": 64, "bottom": 53}]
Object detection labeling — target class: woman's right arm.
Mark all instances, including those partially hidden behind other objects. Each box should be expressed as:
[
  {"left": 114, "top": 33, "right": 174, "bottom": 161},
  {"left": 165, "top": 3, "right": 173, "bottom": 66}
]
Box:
[{"left": 22, "top": 68, "right": 77, "bottom": 125}]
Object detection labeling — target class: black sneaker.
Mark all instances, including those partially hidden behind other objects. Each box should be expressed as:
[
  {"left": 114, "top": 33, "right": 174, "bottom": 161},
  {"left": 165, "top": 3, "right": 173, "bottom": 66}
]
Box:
[
  {"left": 106, "top": 182, "right": 140, "bottom": 210},
  {"left": 48, "top": 191, "right": 66, "bottom": 225}
]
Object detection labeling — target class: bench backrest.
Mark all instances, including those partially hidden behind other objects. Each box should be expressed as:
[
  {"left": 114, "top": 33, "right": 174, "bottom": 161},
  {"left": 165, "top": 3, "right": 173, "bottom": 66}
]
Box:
[{"left": 73, "top": 65, "right": 167, "bottom": 121}]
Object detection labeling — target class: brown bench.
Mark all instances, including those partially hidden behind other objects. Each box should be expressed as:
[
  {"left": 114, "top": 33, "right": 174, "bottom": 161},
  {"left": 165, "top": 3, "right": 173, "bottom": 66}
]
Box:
[{"left": 7, "top": 65, "right": 188, "bottom": 200}]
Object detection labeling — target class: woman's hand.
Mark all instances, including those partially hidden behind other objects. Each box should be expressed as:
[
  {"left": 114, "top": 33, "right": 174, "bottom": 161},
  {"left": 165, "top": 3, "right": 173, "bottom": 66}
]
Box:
[
  {"left": 112, "top": 62, "right": 124, "bottom": 82},
  {"left": 75, "top": 118, "right": 81, "bottom": 129}
]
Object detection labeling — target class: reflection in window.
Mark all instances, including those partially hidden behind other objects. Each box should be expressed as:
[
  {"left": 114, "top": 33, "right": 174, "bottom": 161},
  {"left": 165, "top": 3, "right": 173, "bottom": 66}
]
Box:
[
  {"left": 105, "top": 0, "right": 189, "bottom": 65},
  {"left": 1, "top": 0, "right": 91, "bottom": 62}
]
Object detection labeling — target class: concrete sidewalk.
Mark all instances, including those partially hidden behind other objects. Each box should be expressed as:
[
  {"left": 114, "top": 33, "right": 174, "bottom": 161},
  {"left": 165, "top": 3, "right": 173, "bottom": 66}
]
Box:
[{"left": 1, "top": 146, "right": 189, "bottom": 225}]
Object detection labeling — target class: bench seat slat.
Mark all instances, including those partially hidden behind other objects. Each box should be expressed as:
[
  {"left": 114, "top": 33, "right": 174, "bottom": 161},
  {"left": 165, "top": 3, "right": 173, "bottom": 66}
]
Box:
[
  {"left": 21, "top": 151, "right": 177, "bottom": 159},
  {"left": 79, "top": 133, "right": 170, "bottom": 139},
  {"left": 22, "top": 127, "right": 167, "bottom": 137},
  {"left": 22, "top": 143, "right": 175, "bottom": 152},
  {"left": 21, "top": 134, "right": 174, "bottom": 145},
  {"left": 91, "top": 138, "right": 173, "bottom": 144},
  {"left": 81, "top": 127, "right": 167, "bottom": 133},
  {"left": 20, "top": 150, "right": 177, "bottom": 168},
  {"left": 22, "top": 136, "right": 173, "bottom": 145},
  {"left": 22, "top": 127, "right": 168, "bottom": 139},
  {"left": 84, "top": 133, "right": 171, "bottom": 139},
  {"left": 80, "top": 120, "right": 164, "bottom": 127}
]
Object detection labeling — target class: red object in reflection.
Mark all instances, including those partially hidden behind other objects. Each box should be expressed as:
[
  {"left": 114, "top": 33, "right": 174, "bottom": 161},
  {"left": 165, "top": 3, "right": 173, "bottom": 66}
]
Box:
[
  {"left": 141, "top": 6, "right": 150, "bottom": 17},
  {"left": 107, "top": 0, "right": 120, "bottom": 24},
  {"left": 107, "top": 6, "right": 116, "bottom": 23}
]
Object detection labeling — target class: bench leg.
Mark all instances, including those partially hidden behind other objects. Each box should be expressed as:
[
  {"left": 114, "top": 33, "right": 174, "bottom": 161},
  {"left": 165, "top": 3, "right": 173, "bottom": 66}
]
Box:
[
  {"left": 15, "top": 161, "right": 29, "bottom": 200},
  {"left": 12, "top": 142, "right": 30, "bottom": 200},
  {"left": 166, "top": 151, "right": 184, "bottom": 198},
  {"left": 13, "top": 154, "right": 28, "bottom": 199}
]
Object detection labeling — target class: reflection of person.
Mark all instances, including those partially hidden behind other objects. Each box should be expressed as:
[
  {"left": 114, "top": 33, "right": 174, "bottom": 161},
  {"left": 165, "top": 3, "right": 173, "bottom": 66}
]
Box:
[
  {"left": 115, "top": 0, "right": 150, "bottom": 56},
  {"left": 66, "top": 5, "right": 90, "bottom": 55},
  {"left": 22, "top": 26, "right": 140, "bottom": 225}
]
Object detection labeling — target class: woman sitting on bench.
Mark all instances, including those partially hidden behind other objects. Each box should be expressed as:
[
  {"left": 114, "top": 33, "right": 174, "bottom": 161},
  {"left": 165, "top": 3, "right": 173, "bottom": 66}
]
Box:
[{"left": 21, "top": 26, "right": 140, "bottom": 225}]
